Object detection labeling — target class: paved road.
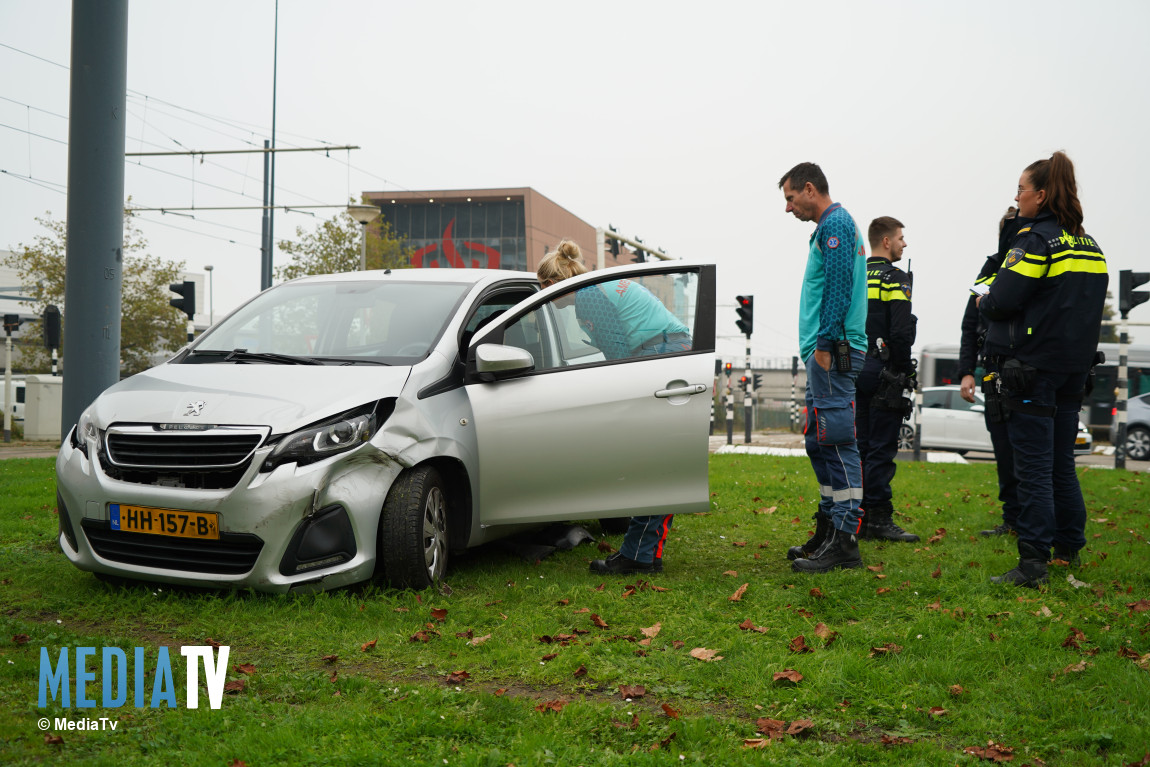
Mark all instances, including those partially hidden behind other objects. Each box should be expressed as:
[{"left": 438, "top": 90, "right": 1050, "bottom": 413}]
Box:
[{"left": 0, "top": 440, "right": 59, "bottom": 459}]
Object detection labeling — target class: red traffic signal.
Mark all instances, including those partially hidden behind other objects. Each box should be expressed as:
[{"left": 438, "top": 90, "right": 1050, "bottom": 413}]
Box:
[{"left": 736, "top": 295, "right": 754, "bottom": 336}]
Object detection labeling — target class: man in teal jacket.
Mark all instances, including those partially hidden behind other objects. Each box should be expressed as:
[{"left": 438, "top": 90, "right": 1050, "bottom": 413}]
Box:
[{"left": 779, "top": 162, "right": 869, "bottom": 573}]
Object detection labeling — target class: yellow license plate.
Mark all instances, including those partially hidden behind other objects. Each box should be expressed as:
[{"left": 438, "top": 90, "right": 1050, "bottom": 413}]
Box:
[
  {"left": 110, "top": 504, "right": 219, "bottom": 540},
  {"left": 1076, "top": 437, "right": 1087, "bottom": 444}
]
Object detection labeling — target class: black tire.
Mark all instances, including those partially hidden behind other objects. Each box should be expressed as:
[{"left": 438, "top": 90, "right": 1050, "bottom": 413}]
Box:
[
  {"left": 599, "top": 517, "right": 630, "bottom": 535},
  {"left": 379, "top": 465, "right": 448, "bottom": 589},
  {"left": 1126, "top": 426, "right": 1150, "bottom": 461},
  {"left": 898, "top": 424, "right": 914, "bottom": 451}
]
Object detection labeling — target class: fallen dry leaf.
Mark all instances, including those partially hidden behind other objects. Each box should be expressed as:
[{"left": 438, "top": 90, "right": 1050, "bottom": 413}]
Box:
[
  {"left": 729, "top": 583, "right": 749, "bottom": 602},
  {"left": 950, "top": 685, "right": 965, "bottom": 696},
  {"left": 12, "top": 634, "right": 29, "bottom": 644},
  {"left": 662, "top": 703, "right": 680, "bottom": 719},
  {"left": 43, "top": 733, "right": 63, "bottom": 746},
  {"left": 494, "top": 688, "right": 507, "bottom": 696},
  {"left": 876, "top": 587, "right": 891, "bottom": 595},
  {"left": 224, "top": 679, "right": 245, "bottom": 694},
  {"left": 867, "top": 563, "right": 885, "bottom": 573},
  {"left": 689, "top": 647, "right": 723, "bottom": 662},
  {"left": 320, "top": 654, "right": 338, "bottom": 663},
  {"left": 557, "top": 598, "right": 570, "bottom": 606},
  {"left": 928, "top": 706, "right": 947, "bottom": 717},
  {"left": 651, "top": 732, "right": 677, "bottom": 751},
  {"left": 739, "top": 619, "right": 769, "bottom": 634},
  {"left": 881, "top": 734, "right": 913, "bottom": 745},
  {"left": 541, "top": 653, "right": 558, "bottom": 662},
  {"left": 963, "top": 740, "right": 1015, "bottom": 762},
  {"left": 743, "top": 738, "right": 770, "bottom": 749},
  {"left": 590, "top": 613, "right": 610, "bottom": 629},
  {"left": 788, "top": 635, "right": 813, "bottom": 654},
  {"left": 756, "top": 717, "right": 786, "bottom": 737},
  {"left": 723, "top": 570, "right": 738, "bottom": 577},
  {"left": 572, "top": 665, "right": 587, "bottom": 677},
  {"left": 1127, "top": 599, "right": 1150, "bottom": 614},
  {"left": 468, "top": 634, "right": 491, "bottom": 647},
  {"left": 619, "top": 684, "right": 646, "bottom": 699},
  {"left": 772, "top": 669, "right": 803, "bottom": 684},
  {"left": 786, "top": 719, "right": 814, "bottom": 736},
  {"left": 430, "top": 608, "right": 448, "bottom": 622},
  {"left": 869, "top": 643, "right": 903, "bottom": 657},
  {"left": 234, "top": 663, "right": 256, "bottom": 675},
  {"left": 360, "top": 639, "right": 377, "bottom": 652},
  {"left": 410, "top": 631, "right": 433, "bottom": 643},
  {"left": 445, "top": 670, "right": 470, "bottom": 684},
  {"left": 612, "top": 714, "right": 640, "bottom": 729},
  {"left": 809, "top": 587, "right": 825, "bottom": 599},
  {"left": 535, "top": 699, "right": 568, "bottom": 713},
  {"left": 641, "top": 622, "right": 662, "bottom": 639},
  {"left": 931, "top": 566, "right": 942, "bottom": 579},
  {"left": 329, "top": 669, "right": 337, "bottom": 683},
  {"left": 672, "top": 640, "right": 686, "bottom": 649}
]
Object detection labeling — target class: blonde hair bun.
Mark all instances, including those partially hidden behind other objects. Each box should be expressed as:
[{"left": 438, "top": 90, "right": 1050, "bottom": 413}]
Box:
[{"left": 557, "top": 240, "right": 582, "bottom": 260}]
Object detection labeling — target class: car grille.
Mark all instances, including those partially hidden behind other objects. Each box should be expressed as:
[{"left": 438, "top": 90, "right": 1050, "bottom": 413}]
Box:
[
  {"left": 105, "top": 425, "right": 267, "bottom": 469},
  {"left": 82, "top": 520, "right": 263, "bottom": 575}
]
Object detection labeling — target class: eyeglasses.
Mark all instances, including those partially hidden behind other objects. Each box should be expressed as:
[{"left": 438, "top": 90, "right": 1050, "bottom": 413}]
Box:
[{"left": 1016, "top": 187, "right": 1039, "bottom": 194}]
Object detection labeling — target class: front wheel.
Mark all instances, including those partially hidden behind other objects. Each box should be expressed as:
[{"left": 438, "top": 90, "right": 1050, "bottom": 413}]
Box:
[
  {"left": 1126, "top": 426, "right": 1150, "bottom": 461},
  {"left": 379, "top": 465, "right": 448, "bottom": 589},
  {"left": 898, "top": 424, "right": 915, "bottom": 451}
]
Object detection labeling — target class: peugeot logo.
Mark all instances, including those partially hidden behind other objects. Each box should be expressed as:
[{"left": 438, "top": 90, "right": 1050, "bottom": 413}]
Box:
[{"left": 185, "top": 400, "right": 206, "bottom": 416}]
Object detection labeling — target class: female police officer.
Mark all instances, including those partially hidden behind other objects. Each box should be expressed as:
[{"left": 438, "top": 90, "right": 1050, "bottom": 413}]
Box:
[{"left": 978, "top": 151, "right": 1108, "bottom": 587}]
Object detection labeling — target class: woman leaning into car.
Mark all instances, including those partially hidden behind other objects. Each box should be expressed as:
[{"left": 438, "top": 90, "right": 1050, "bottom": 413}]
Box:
[
  {"left": 536, "top": 240, "right": 691, "bottom": 576},
  {"left": 977, "top": 151, "right": 1108, "bottom": 588}
]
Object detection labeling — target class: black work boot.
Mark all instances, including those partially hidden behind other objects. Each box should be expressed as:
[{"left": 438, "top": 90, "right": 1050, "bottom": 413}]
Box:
[
  {"left": 860, "top": 507, "right": 920, "bottom": 543},
  {"left": 990, "top": 540, "right": 1048, "bottom": 588},
  {"left": 589, "top": 552, "right": 663, "bottom": 575},
  {"left": 979, "top": 521, "right": 1015, "bottom": 537},
  {"left": 791, "top": 528, "right": 863, "bottom": 573},
  {"left": 787, "top": 511, "right": 830, "bottom": 561},
  {"left": 1051, "top": 547, "right": 1082, "bottom": 568}
]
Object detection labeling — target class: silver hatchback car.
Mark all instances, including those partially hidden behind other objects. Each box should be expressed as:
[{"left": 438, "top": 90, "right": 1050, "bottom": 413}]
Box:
[{"left": 56, "top": 263, "right": 716, "bottom": 593}]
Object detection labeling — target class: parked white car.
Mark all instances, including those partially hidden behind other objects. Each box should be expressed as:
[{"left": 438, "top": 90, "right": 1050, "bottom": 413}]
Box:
[
  {"left": 898, "top": 385, "right": 1092, "bottom": 456},
  {"left": 56, "top": 263, "right": 716, "bottom": 593}
]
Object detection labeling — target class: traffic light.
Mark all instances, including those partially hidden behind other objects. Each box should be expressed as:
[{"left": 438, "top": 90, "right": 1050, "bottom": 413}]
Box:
[
  {"left": 170, "top": 281, "right": 196, "bottom": 320},
  {"left": 736, "top": 295, "right": 754, "bottom": 335},
  {"left": 1119, "top": 270, "right": 1150, "bottom": 317},
  {"left": 724, "top": 362, "right": 732, "bottom": 375},
  {"left": 43, "top": 305, "right": 61, "bottom": 348},
  {"left": 3, "top": 314, "right": 19, "bottom": 334},
  {"left": 607, "top": 225, "right": 620, "bottom": 257},
  {"left": 739, "top": 375, "right": 747, "bottom": 385},
  {"left": 753, "top": 373, "right": 763, "bottom": 390}
]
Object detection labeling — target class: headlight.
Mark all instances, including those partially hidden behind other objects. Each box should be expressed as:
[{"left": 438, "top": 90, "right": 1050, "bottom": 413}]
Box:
[
  {"left": 262, "top": 408, "right": 377, "bottom": 471},
  {"left": 72, "top": 409, "right": 99, "bottom": 456}
]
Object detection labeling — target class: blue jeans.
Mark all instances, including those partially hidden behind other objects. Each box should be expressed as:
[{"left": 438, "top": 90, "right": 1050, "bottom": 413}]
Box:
[
  {"left": 1005, "top": 369, "right": 1088, "bottom": 553},
  {"left": 804, "top": 350, "right": 865, "bottom": 533}
]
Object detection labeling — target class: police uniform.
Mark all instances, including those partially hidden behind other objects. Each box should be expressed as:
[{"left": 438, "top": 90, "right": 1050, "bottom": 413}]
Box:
[
  {"left": 855, "top": 256, "right": 918, "bottom": 541},
  {"left": 979, "top": 210, "right": 1107, "bottom": 585},
  {"left": 958, "top": 215, "right": 1030, "bottom": 536}
]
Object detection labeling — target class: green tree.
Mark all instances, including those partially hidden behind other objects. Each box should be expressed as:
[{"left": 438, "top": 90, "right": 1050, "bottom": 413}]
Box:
[
  {"left": 3, "top": 210, "right": 186, "bottom": 377},
  {"left": 275, "top": 204, "right": 410, "bottom": 282}
]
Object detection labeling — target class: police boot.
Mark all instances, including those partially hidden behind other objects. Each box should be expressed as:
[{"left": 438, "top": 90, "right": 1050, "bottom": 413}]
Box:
[
  {"left": 791, "top": 528, "right": 863, "bottom": 573},
  {"left": 787, "top": 511, "right": 830, "bottom": 561},
  {"left": 860, "top": 506, "right": 920, "bottom": 543},
  {"left": 990, "top": 540, "right": 1049, "bottom": 588},
  {"left": 979, "top": 521, "right": 1015, "bottom": 537}
]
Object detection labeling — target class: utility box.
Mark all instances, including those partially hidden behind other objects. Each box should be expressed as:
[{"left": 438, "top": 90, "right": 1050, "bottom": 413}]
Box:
[{"left": 24, "top": 374, "right": 63, "bottom": 442}]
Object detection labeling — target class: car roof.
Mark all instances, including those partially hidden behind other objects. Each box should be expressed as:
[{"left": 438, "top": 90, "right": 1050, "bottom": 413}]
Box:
[{"left": 285, "top": 268, "right": 536, "bottom": 288}]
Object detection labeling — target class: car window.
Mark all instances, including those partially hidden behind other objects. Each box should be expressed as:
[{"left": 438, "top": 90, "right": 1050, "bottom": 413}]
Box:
[
  {"left": 501, "top": 272, "right": 698, "bottom": 373},
  {"left": 922, "top": 390, "right": 950, "bottom": 409},
  {"left": 196, "top": 280, "right": 469, "bottom": 362},
  {"left": 460, "top": 288, "right": 537, "bottom": 353},
  {"left": 949, "top": 391, "right": 978, "bottom": 411}
]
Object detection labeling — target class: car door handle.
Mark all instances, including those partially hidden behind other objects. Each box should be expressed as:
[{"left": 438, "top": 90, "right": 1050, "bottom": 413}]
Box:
[{"left": 655, "top": 384, "right": 708, "bottom": 398}]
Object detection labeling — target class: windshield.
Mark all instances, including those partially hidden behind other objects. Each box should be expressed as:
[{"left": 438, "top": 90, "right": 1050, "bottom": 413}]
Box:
[{"left": 192, "top": 280, "right": 470, "bottom": 363}]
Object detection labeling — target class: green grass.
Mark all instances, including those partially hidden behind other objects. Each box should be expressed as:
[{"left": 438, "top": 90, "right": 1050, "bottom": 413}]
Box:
[{"left": 1, "top": 455, "right": 1148, "bottom": 765}]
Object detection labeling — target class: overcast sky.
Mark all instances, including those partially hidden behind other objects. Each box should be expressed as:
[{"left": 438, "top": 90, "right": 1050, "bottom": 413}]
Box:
[{"left": 2, "top": 0, "right": 1147, "bottom": 365}]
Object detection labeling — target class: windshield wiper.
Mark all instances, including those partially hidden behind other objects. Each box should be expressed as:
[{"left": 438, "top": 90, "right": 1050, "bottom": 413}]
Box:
[{"left": 190, "top": 348, "right": 323, "bottom": 365}]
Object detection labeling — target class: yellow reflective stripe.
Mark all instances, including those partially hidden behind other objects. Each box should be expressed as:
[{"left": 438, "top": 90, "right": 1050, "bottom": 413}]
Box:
[
  {"left": 867, "top": 283, "right": 909, "bottom": 301},
  {"left": 975, "top": 274, "right": 996, "bottom": 286},
  {"left": 1017, "top": 226, "right": 1032, "bottom": 234},
  {"left": 1045, "top": 250, "right": 1108, "bottom": 277},
  {"left": 1007, "top": 254, "right": 1048, "bottom": 278}
]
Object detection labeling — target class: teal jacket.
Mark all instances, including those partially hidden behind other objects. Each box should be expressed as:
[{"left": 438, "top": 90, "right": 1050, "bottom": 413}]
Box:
[{"left": 798, "top": 203, "right": 869, "bottom": 362}]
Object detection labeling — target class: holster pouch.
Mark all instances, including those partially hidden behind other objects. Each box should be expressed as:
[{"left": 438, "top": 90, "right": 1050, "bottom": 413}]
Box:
[
  {"left": 982, "top": 373, "right": 1009, "bottom": 424},
  {"left": 874, "top": 369, "right": 913, "bottom": 417},
  {"left": 999, "top": 358, "right": 1036, "bottom": 397},
  {"left": 814, "top": 395, "right": 856, "bottom": 446},
  {"left": 1084, "top": 350, "right": 1106, "bottom": 398}
]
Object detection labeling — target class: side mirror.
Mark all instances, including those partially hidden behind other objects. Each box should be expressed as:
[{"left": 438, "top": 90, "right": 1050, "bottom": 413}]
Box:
[{"left": 473, "top": 343, "right": 534, "bottom": 381}]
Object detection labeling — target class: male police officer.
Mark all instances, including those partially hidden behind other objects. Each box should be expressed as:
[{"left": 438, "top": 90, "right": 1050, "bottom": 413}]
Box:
[
  {"left": 855, "top": 217, "right": 919, "bottom": 543},
  {"left": 779, "top": 162, "right": 868, "bottom": 573}
]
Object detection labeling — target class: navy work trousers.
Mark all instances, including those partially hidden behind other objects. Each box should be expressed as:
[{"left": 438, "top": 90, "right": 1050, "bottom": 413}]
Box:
[
  {"left": 1005, "top": 369, "right": 1088, "bottom": 553},
  {"left": 855, "top": 356, "right": 902, "bottom": 515}
]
